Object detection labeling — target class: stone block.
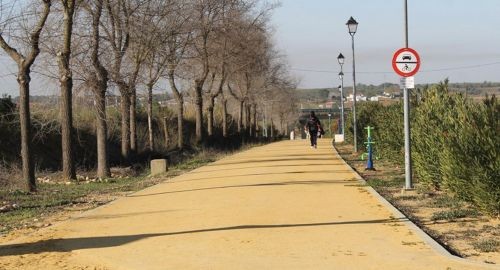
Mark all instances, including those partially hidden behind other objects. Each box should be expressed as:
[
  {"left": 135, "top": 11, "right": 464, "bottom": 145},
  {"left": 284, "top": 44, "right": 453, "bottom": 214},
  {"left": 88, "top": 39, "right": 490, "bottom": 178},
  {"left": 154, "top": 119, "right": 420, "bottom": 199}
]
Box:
[
  {"left": 335, "top": 134, "right": 345, "bottom": 143},
  {"left": 150, "top": 159, "right": 167, "bottom": 176}
]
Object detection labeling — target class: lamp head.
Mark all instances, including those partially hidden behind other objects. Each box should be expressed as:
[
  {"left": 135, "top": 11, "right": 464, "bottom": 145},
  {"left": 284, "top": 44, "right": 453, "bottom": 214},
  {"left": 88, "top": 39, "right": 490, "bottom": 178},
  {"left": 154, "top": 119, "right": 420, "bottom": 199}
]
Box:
[
  {"left": 337, "top": 53, "right": 345, "bottom": 65},
  {"left": 346, "top": 16, "right": 358, "bottom": 36}
]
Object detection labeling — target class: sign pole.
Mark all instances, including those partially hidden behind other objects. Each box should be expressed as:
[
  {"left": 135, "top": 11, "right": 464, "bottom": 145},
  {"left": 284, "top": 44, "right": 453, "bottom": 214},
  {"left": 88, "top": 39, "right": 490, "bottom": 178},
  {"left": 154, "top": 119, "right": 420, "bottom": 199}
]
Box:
[{"left": 403, "top": 0, "right": 413, "bottom": 190}]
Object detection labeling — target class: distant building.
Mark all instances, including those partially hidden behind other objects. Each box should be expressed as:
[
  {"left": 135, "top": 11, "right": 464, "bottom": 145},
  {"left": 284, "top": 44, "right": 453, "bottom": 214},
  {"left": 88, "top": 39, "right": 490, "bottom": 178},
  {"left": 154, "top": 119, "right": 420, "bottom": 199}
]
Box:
[{"left": 347, "top": 94, "right": 367, "bottom": 102}]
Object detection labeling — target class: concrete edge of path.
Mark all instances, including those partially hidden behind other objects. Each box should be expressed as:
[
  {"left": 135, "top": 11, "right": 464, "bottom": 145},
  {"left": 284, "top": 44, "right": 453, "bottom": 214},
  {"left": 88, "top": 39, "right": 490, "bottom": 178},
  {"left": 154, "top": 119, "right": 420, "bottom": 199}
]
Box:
[{"left": 332, "top": 143, "right": 499, "bottom": 269}]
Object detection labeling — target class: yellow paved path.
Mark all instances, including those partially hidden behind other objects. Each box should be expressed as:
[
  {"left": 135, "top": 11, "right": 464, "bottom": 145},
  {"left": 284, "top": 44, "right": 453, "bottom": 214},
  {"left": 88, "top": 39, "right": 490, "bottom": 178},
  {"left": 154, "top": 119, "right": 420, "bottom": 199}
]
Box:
[{"left": 0, "top": 139, "right": 496, "bottom": 269}]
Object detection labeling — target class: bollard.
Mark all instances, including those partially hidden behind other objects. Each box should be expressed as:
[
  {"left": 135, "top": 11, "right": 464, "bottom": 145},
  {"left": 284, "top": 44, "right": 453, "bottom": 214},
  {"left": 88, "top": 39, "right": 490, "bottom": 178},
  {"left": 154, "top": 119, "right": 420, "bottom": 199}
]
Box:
[
  {"left": 362, "top": 126, "right": 376, "bottom": 171},
  {"left": 150, "top": 159, "right": 168, "bottom": 176}
]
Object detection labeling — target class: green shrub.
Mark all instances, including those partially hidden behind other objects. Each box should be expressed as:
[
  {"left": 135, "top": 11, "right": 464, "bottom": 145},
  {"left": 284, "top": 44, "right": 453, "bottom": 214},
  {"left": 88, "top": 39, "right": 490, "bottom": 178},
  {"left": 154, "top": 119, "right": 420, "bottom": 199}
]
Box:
[
  {"left": 349, "top": 79, "right": 499, "bottom": 217},
  {"left": 412, "top": 81, "right": 454, "bottom": 189},
  {"left": 345, "top": 102, "right": 404, "bottom": 163},
  {"left": 440, "top": 95, "right": 499, "bottom": 216},
  {"left": 373, "top": 103, "right": 404, "bottom": 164}
]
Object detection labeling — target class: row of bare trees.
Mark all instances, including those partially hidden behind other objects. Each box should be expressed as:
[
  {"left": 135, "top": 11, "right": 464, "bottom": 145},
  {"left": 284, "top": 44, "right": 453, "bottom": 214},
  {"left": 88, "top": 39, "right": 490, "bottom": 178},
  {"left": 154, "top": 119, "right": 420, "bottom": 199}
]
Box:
[{"left": 0, "top": 0, "right": 298, "bottom": 192}]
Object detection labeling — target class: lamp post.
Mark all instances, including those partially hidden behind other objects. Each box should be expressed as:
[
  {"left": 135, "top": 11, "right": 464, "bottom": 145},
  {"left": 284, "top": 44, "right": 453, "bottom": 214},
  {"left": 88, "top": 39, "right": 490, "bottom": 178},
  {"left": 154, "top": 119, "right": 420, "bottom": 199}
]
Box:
[
  {"left": 346, "top": 16, "right": 358, "bottom": 153},
  {"left": 337, "top": 53, "right": 345, "bottom": 136},
  {"left": 327, "top": 113, "right": 332, "bottom": 136}
]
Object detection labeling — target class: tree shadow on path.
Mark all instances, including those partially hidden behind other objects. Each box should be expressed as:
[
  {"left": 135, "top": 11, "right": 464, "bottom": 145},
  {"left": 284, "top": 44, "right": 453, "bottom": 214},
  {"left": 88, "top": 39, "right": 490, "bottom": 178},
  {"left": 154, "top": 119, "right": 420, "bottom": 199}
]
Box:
[
  {"left": 0, "top": 217, "right": 407, "bottom": 256},
  {"left": 127, "top": 179, "right": 356, "bottom": 198}
]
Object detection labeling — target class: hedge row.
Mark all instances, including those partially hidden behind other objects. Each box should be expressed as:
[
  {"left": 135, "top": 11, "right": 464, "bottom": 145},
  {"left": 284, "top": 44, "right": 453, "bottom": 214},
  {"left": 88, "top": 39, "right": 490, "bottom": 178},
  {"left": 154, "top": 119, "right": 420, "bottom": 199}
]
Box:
[{"left": 345, "top": 81, "right": 499, "bottom": 216}]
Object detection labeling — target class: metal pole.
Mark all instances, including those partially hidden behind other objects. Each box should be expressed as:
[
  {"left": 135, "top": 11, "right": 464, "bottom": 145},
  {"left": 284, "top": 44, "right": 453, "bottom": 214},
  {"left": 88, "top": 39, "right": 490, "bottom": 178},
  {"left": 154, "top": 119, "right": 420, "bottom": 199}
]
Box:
[
  {"left": 351, "top": 34, "right": 358, "bottom": 153},
  {"left": 404, "top": 87, "right": 412, "bottom": 189},
  {"left": 403, "top": 0, "right": 413, "bottom": 189},
  {"left": 328, "top": 114, "right": 331, "bottom": 136},
  {"left": 404, "top": 0, "right": 409, "bottom": 48},
  {"left": 340, "top": 73, "right": 345, "bottom": 136}
]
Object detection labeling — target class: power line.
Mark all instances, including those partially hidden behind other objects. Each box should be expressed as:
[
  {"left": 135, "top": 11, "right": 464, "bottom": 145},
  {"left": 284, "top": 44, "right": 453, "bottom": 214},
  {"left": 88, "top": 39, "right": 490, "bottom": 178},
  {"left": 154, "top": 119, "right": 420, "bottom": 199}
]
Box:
[
  {"left": 292, "top": 68, "right": 390, "bottom": 74},
  {"left": 291, "top": 61, "right": 500, "bottom": 75},
  {"left": 420, "top": 61, "right": 500, "bottom": 72}
]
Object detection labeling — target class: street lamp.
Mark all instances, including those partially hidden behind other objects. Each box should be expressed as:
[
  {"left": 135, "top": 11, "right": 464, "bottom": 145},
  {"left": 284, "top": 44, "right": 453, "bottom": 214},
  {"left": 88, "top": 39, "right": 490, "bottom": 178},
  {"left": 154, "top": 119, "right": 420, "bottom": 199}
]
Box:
[
  {"left": 327, "top": 113, "right": 332, "bottom": 136},
  {"left": 337, "top": 53, "right": 345, "bottom": 136},
  {"left": 346, "top": 16, "right": 358, "bottom": 153}
]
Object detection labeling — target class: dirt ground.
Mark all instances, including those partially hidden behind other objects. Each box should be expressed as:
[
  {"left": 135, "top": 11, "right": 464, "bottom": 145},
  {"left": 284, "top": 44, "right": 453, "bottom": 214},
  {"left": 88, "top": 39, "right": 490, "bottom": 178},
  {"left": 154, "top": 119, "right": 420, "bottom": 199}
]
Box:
[
  {"left": 0, "top": 140, "right": 497, "bottom": 269},
  {"left": 335, "top": 143, "right": 500, "bottom": 266}
]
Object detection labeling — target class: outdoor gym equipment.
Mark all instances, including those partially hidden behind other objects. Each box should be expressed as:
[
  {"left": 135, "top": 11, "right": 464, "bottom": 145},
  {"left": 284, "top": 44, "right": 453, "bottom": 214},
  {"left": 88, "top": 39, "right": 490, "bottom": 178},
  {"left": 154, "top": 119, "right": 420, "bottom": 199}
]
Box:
[{"left": 360, "top": 126, "right": 376, "bottom": 171}]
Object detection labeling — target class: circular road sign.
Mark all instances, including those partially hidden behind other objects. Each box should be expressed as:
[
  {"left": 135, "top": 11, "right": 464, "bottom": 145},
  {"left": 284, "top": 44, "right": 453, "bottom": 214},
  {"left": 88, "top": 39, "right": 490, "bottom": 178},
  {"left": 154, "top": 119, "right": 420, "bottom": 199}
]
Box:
[{"left": 392, "top": 47, "right": 421, "bottom": 77}]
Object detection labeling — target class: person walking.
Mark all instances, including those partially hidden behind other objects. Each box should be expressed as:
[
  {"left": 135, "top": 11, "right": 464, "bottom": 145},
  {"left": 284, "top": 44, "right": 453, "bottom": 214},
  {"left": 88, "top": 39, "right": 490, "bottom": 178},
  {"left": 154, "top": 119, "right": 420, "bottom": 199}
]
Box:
[{"left": 305, "top": 111, "right": 322, "bottom": 148}]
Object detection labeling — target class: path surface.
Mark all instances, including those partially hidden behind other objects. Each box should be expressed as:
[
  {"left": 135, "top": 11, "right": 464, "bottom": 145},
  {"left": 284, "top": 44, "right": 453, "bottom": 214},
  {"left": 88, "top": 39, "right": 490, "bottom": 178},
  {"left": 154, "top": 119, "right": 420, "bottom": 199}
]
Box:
[{"left": 0, "top": 139, "right": 496, "bottom": 269}]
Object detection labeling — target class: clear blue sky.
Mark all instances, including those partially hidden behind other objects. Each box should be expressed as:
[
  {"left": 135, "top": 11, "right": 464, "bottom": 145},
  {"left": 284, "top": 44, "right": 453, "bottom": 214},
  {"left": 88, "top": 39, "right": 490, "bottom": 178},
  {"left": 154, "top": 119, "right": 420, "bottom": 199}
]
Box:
[{"left": 272, "top": 0, "right": 500, "bottom": 88}]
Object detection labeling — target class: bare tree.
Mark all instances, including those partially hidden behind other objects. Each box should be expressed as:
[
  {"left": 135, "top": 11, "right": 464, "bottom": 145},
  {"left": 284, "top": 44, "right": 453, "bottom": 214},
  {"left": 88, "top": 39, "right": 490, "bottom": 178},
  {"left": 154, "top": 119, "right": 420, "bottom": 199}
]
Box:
[
  {"left": 127, "top": 0, "right": 160, "bottom": 155},
  {"left": 187, "top": 0, "right": 221, "bottom": 144},
  {"left": 203, "top": 0, "right": 238, "bottom": 138},
  {"left": 100, "top": 0, "right": 140, "bottom": 162},
  {"left": 135, "top": 0, "right": 178, "bottom": 152},
  {"left": 223, "top": 4, "right": 272, "bottom": 137},
  {"left": 57, "top": 0, "right": 76, "bottom": 181},
  {"left": 0, "top": 0, "right": 52, "bottom": 191},
  {"left": 80, "top": 0, "right": 110, "bottom": 178},
  {"left": 256, "top": 53, "right": 299, "bottom": 138},
  {"left": 163, "top": 3, "right": 191, "bottom": 149}
]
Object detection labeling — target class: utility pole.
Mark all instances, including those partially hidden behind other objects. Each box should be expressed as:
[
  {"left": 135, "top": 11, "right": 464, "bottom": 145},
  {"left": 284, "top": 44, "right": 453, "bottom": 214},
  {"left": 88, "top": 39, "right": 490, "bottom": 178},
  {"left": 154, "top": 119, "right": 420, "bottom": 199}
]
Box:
[{"left": 403, "top": 0, "right": 413, "bottom": 190}]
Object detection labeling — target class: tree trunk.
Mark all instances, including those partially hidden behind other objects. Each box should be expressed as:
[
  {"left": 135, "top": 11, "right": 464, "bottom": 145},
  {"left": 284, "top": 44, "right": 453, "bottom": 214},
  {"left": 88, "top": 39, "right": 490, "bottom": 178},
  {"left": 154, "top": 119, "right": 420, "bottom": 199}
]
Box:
[
  {"left": 222, "top": 96, "right": 228, "bottom": 138},
  {"left": 242, "top": 102, "right": 248, "bottom": 132},
  {"left": 177, "top": 100, "right": 184, "bottom": 149},
  {"left": 128, "top": 58, "right": 141, "bottom": 156},
  {"left": 119, "top": 88, "right": 130, "bottom": 162},
  {"left": 194, "top": 83, "right": 203, "bottom": 144},
  {"left": 147, "top": 84, "right": 154, "bottom": 152},
  {"left": 168, "top": 72, "right": 183, "bottom": 149},
  {"left": 207, "top": 96, "right": 215, "bottom": 137},
  {"left": 59, "top": 68, "right": 75, "bottom": 181},
  {"left": 281, "top": 118, "right": 284, "bottom": 136},
  {"left": 163, "top": 117, "right": 169, "bottom": 148},
  {"left": 270, "top": 119, "right": 274, "bottom": 138},
  {"left": 247, "top": 104, "right": 253, "bottom": 138},
  {"left": 95, "top": 87, "right": 110, "bottom": 178},
  {"left": 18, "top": 72, "right": 35, "bottom": 192},
  {"left": 238, "top": 100, "right": 244, "bottom": 133},
  {"left": 129, "top": 87, "right": 137, "bottom": 154},
  {"left": 89, "top": 0, "right": 108, "bottom": 178},
  {"left": 252, "top": 104, "right": 257, "bottom": 138},
  {"left": 58, "top": 0, "right": 76, "bottom": 181}
]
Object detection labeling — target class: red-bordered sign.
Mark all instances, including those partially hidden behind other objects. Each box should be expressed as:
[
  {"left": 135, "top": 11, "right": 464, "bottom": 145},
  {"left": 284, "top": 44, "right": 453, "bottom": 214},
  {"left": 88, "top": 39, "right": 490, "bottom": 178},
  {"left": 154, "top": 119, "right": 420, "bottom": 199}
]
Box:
[{"left": 392, "top": 48, "right": 420, "bottom": 77}]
